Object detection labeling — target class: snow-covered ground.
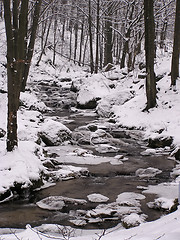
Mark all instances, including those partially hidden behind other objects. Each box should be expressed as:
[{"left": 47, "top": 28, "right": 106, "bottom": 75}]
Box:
[{"left": 0, "top": 18, "right": 180, "bottom": 239}]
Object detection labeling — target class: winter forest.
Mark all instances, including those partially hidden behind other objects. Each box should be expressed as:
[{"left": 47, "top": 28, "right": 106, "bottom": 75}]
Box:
[{"left": 0, "top": 0, "right": 180, "bottom": 239}]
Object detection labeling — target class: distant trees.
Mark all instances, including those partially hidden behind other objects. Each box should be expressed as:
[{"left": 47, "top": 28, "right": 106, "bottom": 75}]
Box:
[
  {"left": 3, "top": 0, "right": 42, "bottom": 151},
  {"left": 32, "top": 0, "right": 175, "bottom": 76},
  {"left": 1, "top": 0, "right": 179, "bottom": 152},
  {"left": 171, "top": 0, "right": 180, "bottom": 87}
]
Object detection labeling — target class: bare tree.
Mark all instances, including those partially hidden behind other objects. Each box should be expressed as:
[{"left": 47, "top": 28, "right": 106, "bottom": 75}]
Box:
[{"left": 3, "top": 0, "right": 42, "bottom": 151}]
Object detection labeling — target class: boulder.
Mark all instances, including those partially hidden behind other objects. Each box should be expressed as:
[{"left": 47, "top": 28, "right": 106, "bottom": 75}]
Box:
[
  {"left": 77, "top": 97, "right": 100, "bottom": 109},
  {"left": 38, "top": 119, "right": 72, "bottom": 146}
]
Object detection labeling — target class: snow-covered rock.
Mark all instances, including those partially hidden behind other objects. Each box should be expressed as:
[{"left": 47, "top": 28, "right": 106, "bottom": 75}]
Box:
[
  {"left": 135, "top": 167, "right": 162, "bottom": 178},
  {"left": 50, "top": 165, "right": 89, "bottom": 180},
  {"left": 20, "top": 92, "right": 49, "bottom": 112},
  {"left": 122, "top": 213, "right": 147, "bottom": 228},
  {"left": 36, "top": 196, "right": 87, "bottom": 210},
  {"left": 116, "top": 192, "right": 146, "bottom": 207},
  {"left": 38, "top": 119, "right": 72, "bottom": 146},
  {"left": 147, "top": 197, "right": 176, "bottom": 211},
  {"left": 87, "top": 193, "right": 109, "bottom": 203}
]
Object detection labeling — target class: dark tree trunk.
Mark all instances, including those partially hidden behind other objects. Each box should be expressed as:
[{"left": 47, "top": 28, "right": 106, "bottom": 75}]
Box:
[
  {"left": 3, "top": 0, "right": 28, "bottom": 151},
  {"left": 88, "top": 0, "right": 94, "bottom": 73},
  {"left": 78, "top": 17, "right": 85, "bottom": 66},
  {"left": 144, "top": 0, "right": 156, "bottom": 110},
  {"left": 95, "top": 0, "right": 100, "bottom": 73},
  {"left": 74, "top": 21, "right": 78, "bottom": 64},
  {"left": 3, "top": 0, "right": 42, "bottom": 151},
  {"left": 104, "top": 0, "right": 113, "bottom": 66},
  {"left": 171, "top": 0, "right": 180, "bottom": 87}
]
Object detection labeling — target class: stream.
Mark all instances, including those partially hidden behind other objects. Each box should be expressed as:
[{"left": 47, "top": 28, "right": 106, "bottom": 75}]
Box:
[{"left": 0, "top": 79, "right": 176, "bottom": 229}]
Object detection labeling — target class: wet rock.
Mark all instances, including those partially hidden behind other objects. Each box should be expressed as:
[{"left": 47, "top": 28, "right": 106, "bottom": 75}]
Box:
[
  {"left": 174, "top": 148, "right": 180, "bottom": 160},
  {"left": 0, "top": 128, "right": 6, "bottom": 138},
  {"left": 87, "top": 123, "right": 98, "bottom": 132},
  {"left": 60, "top": 77, "right": 72, "bottom": 82},
  {"left": 111, "top": 129, "right": 131, "bottom": 139},
  {"left": 77, "top": 98, "right": 100, "bottom": 109},
  {"left": 148, "top": 136, "right": 173, "bottom": 148},
  {"left": 38, "top": 119, "right": 72, "bottom": 146}
]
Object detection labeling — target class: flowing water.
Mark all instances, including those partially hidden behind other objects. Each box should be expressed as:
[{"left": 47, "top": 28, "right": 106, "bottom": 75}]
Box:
[{"left": 0, "top": 80, "right": 176, "bottom": 229}]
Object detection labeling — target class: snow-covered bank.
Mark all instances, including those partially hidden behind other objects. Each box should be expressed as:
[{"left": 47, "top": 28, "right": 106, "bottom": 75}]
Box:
[
  {"left": 0, "top": 141, "right": 45, "bottom": 200},
  {"left": 0, "top": 207, "right": 180, "bottom": 239}
]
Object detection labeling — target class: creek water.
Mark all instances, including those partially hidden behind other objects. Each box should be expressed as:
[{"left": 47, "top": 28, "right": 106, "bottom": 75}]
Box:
[{"left": 0, "top": 80, "right": 176, "bottom": 229}]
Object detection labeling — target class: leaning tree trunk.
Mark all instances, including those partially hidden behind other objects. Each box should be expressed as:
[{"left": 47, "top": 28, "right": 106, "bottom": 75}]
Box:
[
  {"left": 144, "top": 0, "right": 156, "bottom": 110},
  {"left": 171, "top": 0, "right": 180, "bottom": 87},
  {"left": 21, "top": 0, "right": 42, "bottom": 92}
]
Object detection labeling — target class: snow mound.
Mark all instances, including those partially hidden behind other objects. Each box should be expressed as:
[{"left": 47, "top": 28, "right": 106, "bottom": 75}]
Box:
[
  {"left": 0, "top": 141, "right": 44, "bottom": 195},
  {"left": 116, "top": 192, "right": 146, "bottom": 207},
  {"left": 87, "top": 193, "right": 109, "bottom": 203}
]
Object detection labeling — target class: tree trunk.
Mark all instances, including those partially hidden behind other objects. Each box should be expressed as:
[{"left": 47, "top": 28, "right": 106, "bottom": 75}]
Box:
[
  {"left": 171, "top": 0, "right": 180, "bottom": 87},
  {"left": 78, "top": 17, "right": 84, "bottom": 66},
  {"left": 3, "top": 0, "right": 28, "bottom": 151},
  {"left": 144, "top": 0, "right": 156, "bottom": 110},
  {"left": 3, "top": 0, "right": 42, "bottom": 151},
  {"left": 95, "top": 0, "right": 100, "bottom": 73},
  {"left": 21, "top": 0, "right": 42, "bottom": 92},
  {"left": 104, "top": 0, "right": 113, "bottom": 66},
  {"left": 88, "top": 0, "right": 94, "bottom": 73},
  {"left": 74, "top": 21, "right": 78, "bottom": 64}
]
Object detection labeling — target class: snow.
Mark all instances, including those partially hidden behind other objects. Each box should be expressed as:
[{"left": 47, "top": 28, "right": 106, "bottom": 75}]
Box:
[
  {"left": 0, "top": 141, "right": 44, "bottom": 196},
  {"left": 87, "top": 193, "right": 109, "bottom": 203},
  {"left": 116, "top": 192, "right": 146, "bottom": 207},
  {"left": 0, "top": 19, "right": 180, "bottom": 240}
]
